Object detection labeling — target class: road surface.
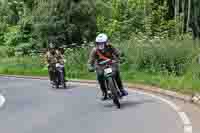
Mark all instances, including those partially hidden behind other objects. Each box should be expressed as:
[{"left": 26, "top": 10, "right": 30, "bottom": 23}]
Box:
[{"left": 0, "top": 77, "right": 186, "bottom": 133}]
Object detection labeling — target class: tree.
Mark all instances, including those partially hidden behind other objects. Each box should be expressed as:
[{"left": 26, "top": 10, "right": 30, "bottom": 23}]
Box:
[{"left": 31, "top": 0, "right": 96, "bottom": 47}]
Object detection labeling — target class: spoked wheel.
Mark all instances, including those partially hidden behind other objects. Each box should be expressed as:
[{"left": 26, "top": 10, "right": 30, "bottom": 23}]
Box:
[
  {"left": 55, "top": 80, "right": 59, "bottom": 89},
  {"left": 60, "top": 71, "right": 67, "bottom": 89},
  {"left": 63, "top": 83, "right": 67, "bottom": 89},
  {"left": 51, "top": 81, "right": 59, "bottom": 89},
  {"left": 113, "top": 97, "right": 120, "bottom": 109},
  {"left": 51, "top": 83, "right": 56, "bottom": 89},
  {"left": 107, "top": 78, "right": 121, "bottom": 109},
  {"left": 54, "top": 76, "right": 60, "bottom": 89}
]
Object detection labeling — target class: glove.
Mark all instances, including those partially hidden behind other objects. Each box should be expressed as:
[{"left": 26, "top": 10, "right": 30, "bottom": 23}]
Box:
[
  {"left": 88, "top": 66, "right": 95, "bottom": 72},
  {"left": 43, "top": 64, "right": 49, "bottom": 71}
]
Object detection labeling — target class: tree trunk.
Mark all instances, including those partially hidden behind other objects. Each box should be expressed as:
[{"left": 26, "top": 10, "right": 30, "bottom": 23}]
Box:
[
  {"left": 186, "top": 0, "right": 191, "bottom": 32},
  {"left": 174, "top": 0, "right": 180, "bottom": 35}
]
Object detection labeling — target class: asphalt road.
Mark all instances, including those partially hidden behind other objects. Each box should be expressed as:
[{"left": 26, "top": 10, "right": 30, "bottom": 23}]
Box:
[{"left": 0, "top": 77, "right": 184, "bottom": 133}]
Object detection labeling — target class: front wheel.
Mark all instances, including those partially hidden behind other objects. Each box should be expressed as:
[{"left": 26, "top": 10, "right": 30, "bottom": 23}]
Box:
[{"left": 107, "top": 78, "right": 121, "bottom": 108}]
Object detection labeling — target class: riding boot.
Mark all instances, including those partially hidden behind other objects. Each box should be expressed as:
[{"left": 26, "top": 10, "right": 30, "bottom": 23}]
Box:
[{"left": 115, "top": 71, "right": 128, "bottom": 96}]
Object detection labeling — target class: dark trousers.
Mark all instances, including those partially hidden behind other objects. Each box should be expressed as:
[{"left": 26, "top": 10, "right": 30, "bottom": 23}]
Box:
[
  {"left": 48, "top": 65, "right": 56, "bottom": 82},
  {"left": 57, "top": 67, "right": 66, "bottom": 84}
]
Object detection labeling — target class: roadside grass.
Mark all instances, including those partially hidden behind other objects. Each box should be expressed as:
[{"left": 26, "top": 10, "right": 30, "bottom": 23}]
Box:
[
  {"left": 0, "top": 57, "right": 198, "bottom": 94},
  {"left": 0, "top": 39, "right": 199, "bottom": 94}
]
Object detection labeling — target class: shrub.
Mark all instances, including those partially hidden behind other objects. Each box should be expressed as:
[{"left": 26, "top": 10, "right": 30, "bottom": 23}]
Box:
[{"left": 116, "top": 36, "right": 194, "bottom": 76}]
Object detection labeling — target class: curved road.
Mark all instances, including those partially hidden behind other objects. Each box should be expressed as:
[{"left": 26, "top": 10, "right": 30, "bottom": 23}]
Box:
[{"left": 0, "top": 77, "right": 185, "bottom": 133}]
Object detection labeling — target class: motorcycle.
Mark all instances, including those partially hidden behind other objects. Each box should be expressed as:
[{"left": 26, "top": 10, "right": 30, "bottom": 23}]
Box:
[
  {"left": 53, "top": 63, "right": 67, "bottom": 89},
  {"left": 98, "top": 59, "right": 122, "bottom": 109}
]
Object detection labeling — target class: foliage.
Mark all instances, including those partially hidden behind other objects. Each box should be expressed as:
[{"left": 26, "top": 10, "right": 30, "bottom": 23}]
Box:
[
  {"left": 0, "top": 0, "right": 199, "bottom": 93},
  {"left": 0, "top": 0, "right": 200, "bottom": 52}
]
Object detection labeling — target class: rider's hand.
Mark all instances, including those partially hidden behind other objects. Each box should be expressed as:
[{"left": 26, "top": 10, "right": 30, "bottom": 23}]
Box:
[
  {"left": 88, "top": 66, "right": 95, "bottom": 72},
  {"left": 45, "top": 64, "right": 49, "bottom": 68},
  {"left": 43, "top": 64, "right": 49, "bottom": 70}
]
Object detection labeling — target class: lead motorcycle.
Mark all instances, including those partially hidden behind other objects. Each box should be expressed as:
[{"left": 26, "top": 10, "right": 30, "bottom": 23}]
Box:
[
  {"left": 97, "top": 59, "right": 122, "bottom": 108},
  {"left": 52, "top": 63, "right": 66, "bottom": 89}
]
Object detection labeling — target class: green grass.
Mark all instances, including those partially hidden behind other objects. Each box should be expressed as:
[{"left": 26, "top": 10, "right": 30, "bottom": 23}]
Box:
[
  {"left": 122, "top": 71, "right": 198, "bottom": 94},
  {"left": 0, "top": 39, "right": 199, "bottom": 94},
  {"left": 0, "top": 56, "right": 198, "bottom": 94}
]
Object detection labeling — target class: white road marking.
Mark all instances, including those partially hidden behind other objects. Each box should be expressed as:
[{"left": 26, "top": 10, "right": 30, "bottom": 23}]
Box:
[
  {"left": 129, "top": 90, "right": 193, "bottom": 133},
  {"left": 184, "top": 126, "right": 193, "bottom": 133},
  {"left": 179, "top": 112, "right": 192, "bottom": 125},
  {"left": 0, "top": 94, "right": 5, "bottom": 108}
]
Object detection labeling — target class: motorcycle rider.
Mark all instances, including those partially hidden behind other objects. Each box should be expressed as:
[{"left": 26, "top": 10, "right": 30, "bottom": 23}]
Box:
[
  {"left": 55, "top": 46, "right": 65, "bottom": 65},
  {"left": 55, "top": 46, "right": 66, "bottom": 83},
  {"left": 44, "top": 43, "right": 57, "bottom": 85},
  {"left": 88, "top": 33, "right": 128, "bottom": 100}
]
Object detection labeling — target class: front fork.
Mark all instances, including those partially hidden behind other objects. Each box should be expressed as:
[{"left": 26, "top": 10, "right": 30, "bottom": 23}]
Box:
[{"left": 105, "top": 75, "right": 121, "bottom": 98}]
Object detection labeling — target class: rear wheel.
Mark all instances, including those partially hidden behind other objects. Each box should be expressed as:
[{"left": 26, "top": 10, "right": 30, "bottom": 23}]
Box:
[
  {"left": 113, "top": 98, "right": 120, "bottom": 109},
  {"left": 60, "top": 71, "right": 66, "bottom": 89},
  {"left": 55, "top": 71, "right": 60, "bottom": 89},
  {"left": 55, "top": 79, "right": 59, "bottom": 88},
  {"left": 55, "top": 83, "right": 59, "bottom": 89},
  {"left": 107, "top": 78, "right": 121, "bottom": 108}
]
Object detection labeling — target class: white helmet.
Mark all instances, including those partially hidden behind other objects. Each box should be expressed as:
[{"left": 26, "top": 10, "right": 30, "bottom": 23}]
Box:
[{"left": 95, "top": 33, "right": 108, "bottom": 43}]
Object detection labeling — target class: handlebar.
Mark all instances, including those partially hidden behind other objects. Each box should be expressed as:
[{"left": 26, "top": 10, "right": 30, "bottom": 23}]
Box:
[
  {"left": 56, "top": 63, "right": 64, "bottom": 68},
  {"left": 88, "top": 59, "right": 116, "bottom": 72},
  {"left": 98, "top": 59, "right": 112, "bottom": 65}
]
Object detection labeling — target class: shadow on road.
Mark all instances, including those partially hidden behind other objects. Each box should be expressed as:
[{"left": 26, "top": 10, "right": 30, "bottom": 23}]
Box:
[
  {"left": 50, "top": 84, "right": 79, "bottom": 90},
  {"left": 103, "top": 99, "right": 155, "bottom": 109},
  {"left": 121, "top": 99, "right": 155, "bottom": 109}
]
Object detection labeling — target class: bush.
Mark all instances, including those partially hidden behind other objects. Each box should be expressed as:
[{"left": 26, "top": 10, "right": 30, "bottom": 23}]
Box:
[
  {"left": 116, "top": 36, "right": 194, "bottom": 76},
  {"left": 3, "top": 26, "right": 21, "bottom": 46},
  {"left": 0, "top": 46, "right": 15, "bottom": 57},
  {"left": 15, "top": 42, "right": 33, "bottom": 55}
]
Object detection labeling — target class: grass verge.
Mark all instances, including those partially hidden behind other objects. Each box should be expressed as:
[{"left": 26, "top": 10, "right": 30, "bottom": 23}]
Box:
[{"left": 0, "top": 62, "right": 198, "bottom": 95}]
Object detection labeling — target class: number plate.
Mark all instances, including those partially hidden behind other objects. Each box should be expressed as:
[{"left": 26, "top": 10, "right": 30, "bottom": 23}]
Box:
[
  {"left": 104, "top": 68, "right": 112, "bottom": 74},
  {"left": 56, "top": 63, "right": 64, "bottom": 68}
]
